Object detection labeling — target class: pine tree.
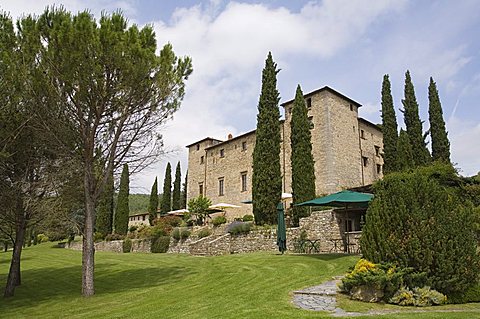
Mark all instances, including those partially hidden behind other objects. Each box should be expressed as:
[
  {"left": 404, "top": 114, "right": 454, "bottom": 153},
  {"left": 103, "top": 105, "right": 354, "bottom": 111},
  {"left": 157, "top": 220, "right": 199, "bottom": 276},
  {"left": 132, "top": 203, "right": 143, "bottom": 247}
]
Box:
[
  {"left": 252, "top": 52, "right": 282, "bottom": 225},
  {"left": 428, "top": 77, "right": 451, "bottom": 163},
  {"left": 96, "top": 168, "right": 114, "bottom": 237},
  {"left": 172, "top": 161, "right": 182, "bottom": 210},
  {"left": 380, "top": 74, "right": 399, "bottom": 174},
  {"left": 160, "top": 163, "right": 172, "bottom": 214},
  {"left": 148, "top": 177, "right": 158, "bottom": 225},
  {"left": 290, "top": 85, "right": 316, "bottom": 226},
  {"left": 397, "top": 129, "right": 414, "bottom": 171},
  {"left": 115, "top": 164, "right": 130, "bottom": 235},
  {"left": 181, "top": 170, "right": 188, "bottom": 209},
  {"left": 402, "top": 70, "right": 430, "bottom": 167}
]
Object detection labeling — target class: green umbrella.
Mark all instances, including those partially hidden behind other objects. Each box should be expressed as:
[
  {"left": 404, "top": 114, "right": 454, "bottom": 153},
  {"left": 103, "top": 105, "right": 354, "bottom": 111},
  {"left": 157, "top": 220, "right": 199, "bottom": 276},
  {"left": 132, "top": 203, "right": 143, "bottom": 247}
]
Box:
[{"left": 276, "top": 202, "right": 287, "bottom": 254}]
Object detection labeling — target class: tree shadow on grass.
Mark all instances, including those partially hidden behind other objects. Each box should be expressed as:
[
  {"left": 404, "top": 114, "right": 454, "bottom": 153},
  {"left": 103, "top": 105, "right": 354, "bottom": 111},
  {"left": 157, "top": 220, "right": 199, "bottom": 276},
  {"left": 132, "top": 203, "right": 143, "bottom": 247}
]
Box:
[{"left": 0, "top": 262, "right": 193, "bottom": 311}]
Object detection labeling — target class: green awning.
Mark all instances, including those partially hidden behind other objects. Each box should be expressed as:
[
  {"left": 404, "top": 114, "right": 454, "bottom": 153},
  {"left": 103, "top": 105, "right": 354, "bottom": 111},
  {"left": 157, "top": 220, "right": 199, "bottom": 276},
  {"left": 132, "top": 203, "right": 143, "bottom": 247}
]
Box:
[{"left": 295, "top": 190, "right": 373, "bottom": 208}]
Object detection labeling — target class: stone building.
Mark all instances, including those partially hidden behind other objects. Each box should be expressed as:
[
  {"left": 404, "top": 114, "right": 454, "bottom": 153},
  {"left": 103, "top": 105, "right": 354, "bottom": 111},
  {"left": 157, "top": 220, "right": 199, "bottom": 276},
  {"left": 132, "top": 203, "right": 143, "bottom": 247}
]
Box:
[{"left": 186, "top": 86, "right": 383, "bottom": 219}]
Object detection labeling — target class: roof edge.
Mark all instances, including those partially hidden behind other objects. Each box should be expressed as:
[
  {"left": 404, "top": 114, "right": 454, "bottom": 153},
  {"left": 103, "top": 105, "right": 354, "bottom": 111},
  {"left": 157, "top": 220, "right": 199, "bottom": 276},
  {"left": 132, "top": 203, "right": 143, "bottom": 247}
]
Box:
[{"left": 281, "top": 86, "right": 362, "bottom": 108}]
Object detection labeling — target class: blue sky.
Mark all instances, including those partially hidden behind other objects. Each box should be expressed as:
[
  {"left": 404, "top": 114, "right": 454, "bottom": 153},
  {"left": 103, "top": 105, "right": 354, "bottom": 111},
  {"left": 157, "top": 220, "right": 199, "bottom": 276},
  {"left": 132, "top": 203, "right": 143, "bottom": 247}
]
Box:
[{"left": 1, "top": 0, "right": 479, "bottom": 193}]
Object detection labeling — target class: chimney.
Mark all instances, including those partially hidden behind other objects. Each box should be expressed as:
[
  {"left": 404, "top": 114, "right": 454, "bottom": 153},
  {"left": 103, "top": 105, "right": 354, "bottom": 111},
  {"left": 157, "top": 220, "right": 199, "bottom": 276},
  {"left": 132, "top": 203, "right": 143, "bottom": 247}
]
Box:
[{"left": 227, "top": 133, "right": 233, "bottom": 140}]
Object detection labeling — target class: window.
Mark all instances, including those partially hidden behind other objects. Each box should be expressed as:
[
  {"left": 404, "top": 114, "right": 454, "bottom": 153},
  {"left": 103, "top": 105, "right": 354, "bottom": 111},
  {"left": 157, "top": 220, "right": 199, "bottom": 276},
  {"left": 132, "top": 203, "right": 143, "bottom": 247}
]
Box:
[
  {"left": 199, "top": 183, "right": 204, "bottom": 196},
  {"left": 350, "top": 104, "right": 353, "bottom": 111},
  {"left": 374, "top": 145, "right": 380, "bottom": 157},
  {"left": 377, "top": 164, "right": 382, "bottom": 175},
  {"left": 360, "top": 129, "right": 365, "bottom": 139},
  {"left": 242, "top": 141, "right": 247, "bottom": 151},
  {"left": 308, "top": 116, "right": 314, "bottom": 129},
  {"left": 218, "top": 178, "right": 224, "bottom": 196},
  {"left": 362, "top": 156, "right": 368, "bottom": 167},
  {"left": 196, "top": 144, "right": 200, "bottom": 151},
  {"left": 306, "top": 97, "right": 312, "bottom": 109},
  {"left": 142, "top": 215, "right": 146, "bottom": 221},
  {"left": 241, "top": 172, "right": 247, "bottom": 192},
  {"left": 219, "top": 149, "right": 225, "bottom": 158},
  {"left": 200, "top": 156, "right": 204, "bottom": 164}
]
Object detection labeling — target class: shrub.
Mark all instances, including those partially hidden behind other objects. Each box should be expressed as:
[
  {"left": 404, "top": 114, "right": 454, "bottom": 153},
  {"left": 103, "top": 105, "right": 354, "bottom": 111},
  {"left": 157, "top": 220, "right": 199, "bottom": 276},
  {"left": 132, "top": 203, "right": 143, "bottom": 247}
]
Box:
[
  {"left": 105, "top": 233, "right": 124, "bottom": 241},
  {"left": 171, "top": 228, "right": 180, "bottom": 240},
  {"left": 389, "top": 286, "right": 447, "bottom": 306},
  {"left": 122, "top": 238, "right": 132, "bottom": 253},
  {"left": 128, "top": 225, "right": 138, "bottom": 233},
  {"left": 212, "top": 215, "right": 227, "bottom": 226},
  {"left": 93, "top": 232, "right": 105, "bottom": 242},
  {"left": 151, "top": 224, "right": 167, "bottom": 239},
  {"left": 361, "top": 165, "right": 480, "bottom": 295},
  {"left": 137, "top": 225, "right": 152, "bottom": 239},
  {"left": 242, "top": 214, "right": 254, "bottom": 222},
  {"left": 448, "top": 283, "right": 480, "bottom": 304},
  {"left": 197, "top": 228, "right": 212, "bottom": 239},
  {"left": 172, "top": 227, "right": 191, "bottom": 240},
  {"left": 227, "top": 222, "right": 251, "bottom": 235},
  {"left": 151, "top": 236, "right": 170, "bottom": 253},
  {"left": 37, "top": 234, "right": 49, "bottom": 243}
]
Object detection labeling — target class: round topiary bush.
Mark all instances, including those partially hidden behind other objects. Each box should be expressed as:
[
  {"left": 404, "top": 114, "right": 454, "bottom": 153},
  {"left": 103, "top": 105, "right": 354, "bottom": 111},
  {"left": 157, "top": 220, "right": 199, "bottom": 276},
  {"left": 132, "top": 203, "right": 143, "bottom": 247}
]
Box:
[{"left": 212, "top": 215, "right": 227, "bottom": 227}]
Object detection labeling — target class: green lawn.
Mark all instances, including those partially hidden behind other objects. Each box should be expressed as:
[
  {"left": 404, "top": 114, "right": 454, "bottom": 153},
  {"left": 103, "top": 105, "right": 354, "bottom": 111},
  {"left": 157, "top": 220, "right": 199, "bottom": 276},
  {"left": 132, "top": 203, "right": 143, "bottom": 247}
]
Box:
[{"left": 0, "top": 244, "right": 479, "bottom": 318}]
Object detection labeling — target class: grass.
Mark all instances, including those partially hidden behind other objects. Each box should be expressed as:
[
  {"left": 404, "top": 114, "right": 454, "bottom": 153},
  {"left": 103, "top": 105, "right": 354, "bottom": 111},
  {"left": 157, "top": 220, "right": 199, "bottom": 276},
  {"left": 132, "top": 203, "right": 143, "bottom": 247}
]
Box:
[{"left": 0, "top": 244, "right": 479, "bottom": 318}]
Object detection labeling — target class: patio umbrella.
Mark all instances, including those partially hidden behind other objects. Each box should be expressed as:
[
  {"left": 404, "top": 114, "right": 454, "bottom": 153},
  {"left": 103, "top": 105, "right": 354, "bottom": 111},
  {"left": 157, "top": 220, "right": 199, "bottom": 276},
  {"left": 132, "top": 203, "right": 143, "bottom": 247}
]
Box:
[
  {"left": 276, "top": 202, "right": 287, "bottom": 254},
  {"left": 241, "top": 193, "right": 292, "bottom": 205},
  {"left": 165, "top": 208, "right": 189, "bottom": 216},
  {"left": 295, "top": 190, "right": 373, "bottom": 253},
  {"left": 209, "top": 203, "right": 241, "bottom": 210}
]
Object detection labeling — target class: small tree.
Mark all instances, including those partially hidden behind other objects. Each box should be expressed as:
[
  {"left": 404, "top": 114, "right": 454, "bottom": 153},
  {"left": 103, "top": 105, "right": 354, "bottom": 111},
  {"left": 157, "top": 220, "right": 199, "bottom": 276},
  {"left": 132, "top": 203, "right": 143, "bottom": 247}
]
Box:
[
  {"left": 187, "top": 196, "right": 212, "bottom": 226},
  {"left": 115, "top": 164, "right": 130, "bottom": 235},
  {"left": 380, "top": 74, "right": 399, "bottom": 174},
  {"left": 290, "top": 85, "right": 316, "bottom": 226},
  {"left": 148, "top": 177, "right": 158, "bottom": 225},
  {"left": 252, "top": 52, "right": 282, "bottom": 225},
  {"left": 428, "top": 77, "right": 451, "bottom": 163},
  {"left": 361, "top": 164, "right": 480, "bottom": 295},
  {"left": 396, "top": 129, "right": 414, "bottom": 171},
  {"left": 181, "top": 170, "right": 188, "bottom": 209},
  {"left": 160, "top": 163, "right": 172, "bottom": 214},
  {"left": 96, "top": 169, "right": 114, "bottom": 237},
  {"left": 172, "top": 161, "right": 182, "bottom": 210}
]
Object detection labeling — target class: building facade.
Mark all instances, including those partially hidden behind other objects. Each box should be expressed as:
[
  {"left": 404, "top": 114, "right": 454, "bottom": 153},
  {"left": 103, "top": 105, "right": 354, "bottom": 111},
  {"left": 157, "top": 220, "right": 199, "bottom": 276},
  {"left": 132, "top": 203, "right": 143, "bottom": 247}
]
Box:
[{"left": 186, "top": 86, "right": 383, "bottom": 219}]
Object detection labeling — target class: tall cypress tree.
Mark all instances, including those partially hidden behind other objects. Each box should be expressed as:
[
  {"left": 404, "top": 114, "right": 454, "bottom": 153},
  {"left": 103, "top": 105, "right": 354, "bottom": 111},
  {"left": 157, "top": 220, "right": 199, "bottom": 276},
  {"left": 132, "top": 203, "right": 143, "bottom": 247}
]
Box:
[
  {"left": 160, "top": 162, "right": 172, "bottom": 214},
  {"left": 290, "top": 85, "right": 316, "bottom": 226},
  {"left": 402, "top": 70, "right": 430, "bottom": 167},
  {"left": 115, "top": 164, "right": 130, "bottom": 235},
  {"left": 172, "top": 161, "right": 182, "bottom": 210},
  {"left": 148, "top": 177, "right": 158, "bottom": 225},
  {"left": 397, "top": 129, "right": 414, "bottom": 171},
  {"left": 96, "top": 168, "right": 114, "bottom": 236},
  {"left": 252, "top": 52, "right": 282, "bottom": 225},
  {"left": 181, "top": 170, "right": 188, "bottom": 209},
  {"left": 380, "top": 74, "right": 398, "bottom": 174},
  {"left": 428, "top": 77, "right": 451, "bottom": 163}
]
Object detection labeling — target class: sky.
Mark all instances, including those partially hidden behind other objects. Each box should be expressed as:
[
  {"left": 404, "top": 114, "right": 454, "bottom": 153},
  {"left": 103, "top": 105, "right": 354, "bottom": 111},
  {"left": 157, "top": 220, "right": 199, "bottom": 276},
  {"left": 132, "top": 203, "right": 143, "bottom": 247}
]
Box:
[{"left": 1, "top": 0, "right": 479, "bottom": 193}]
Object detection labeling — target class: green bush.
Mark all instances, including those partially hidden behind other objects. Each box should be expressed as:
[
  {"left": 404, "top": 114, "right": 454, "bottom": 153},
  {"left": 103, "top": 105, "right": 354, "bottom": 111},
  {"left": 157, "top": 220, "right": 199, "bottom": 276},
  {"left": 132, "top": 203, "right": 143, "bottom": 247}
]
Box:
[
  {"left": 389, "top": 286, "right": 447, "bottom": 306},
  {"left": 137, "top": 225, "right": 152, "bottom": 239},
  {"left": 197, "top": 228, "right": 212, "bottom": 239},
  {"left": 37, "top": 233, "right": 49, "bottom": 243},
  {"left": 151, "top": 236, "right": 170, "bottom": 253},
  {"left": 448, "top": 283, "right": 480, "bottom": 304},
  {"left": 150, "top": 224, "right": 167, "bottom": 239},
  {"left": 228, "top": 222, "right": 251, "bottom": 235},
  {"left": 212, "top": 215, "right": 227, "bottom": 226},
  {"left": 105, "top": 233, "right": 125, "bottom": 241},
  {"left": 171, "top": 228, "right": 181, "bottom": 240},
  {"left": 93, "top": 232, "right": 105, "bottom": 242},
  {"left": 122, "top": 238, "right": 132, "bottom": 253},
  {"left": 242, "top": 214, "right": 254, "bottom": 222},
  {"left": 128, "top": 225, "right": 138, "bottom": 233},
  {"left": 172, "top": 227, "right": 191, "bottom": 241},
  {"left": 361, "top": 165, "right": 480, "bottom": 295}
]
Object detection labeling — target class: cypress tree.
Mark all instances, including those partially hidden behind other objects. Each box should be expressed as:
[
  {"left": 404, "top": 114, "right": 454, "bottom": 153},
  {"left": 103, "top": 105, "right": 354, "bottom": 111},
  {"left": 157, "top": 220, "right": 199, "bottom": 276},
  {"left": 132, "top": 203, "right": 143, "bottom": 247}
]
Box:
[
  {"left": 428, "top": 77, "right": 451, "bottom": 163},
  {"left": 290, "top": 85, "right": 316, "bottom": 226},
  {"left": 148, "top": 177, "right": 158, "bottom": 225},
  {"left": 380, "top": 74, "right": 398, "bottom": 174},
  {"left": 402, "top": 70, "right": 430, "bottom": 167},
  {"left": 172, "top": 161, "right": 182, "bottom": 210},
  {"left": 252, "top": 52, "right": 282, "bottom": 225},
  {"left": 397, "top": 129, "right": 414, "bottom": 171},
  {"left": 96, "top": 168, "right": 114, "bottom": 236},
  {"left": 181, "top": 170, "right": 188, "bottom": 209},
  {"left": 115, "top": 164, "right": 130, "bottom": 235},
  {"left": 160, "top": 162, "right": 172, "bottom": 214}
]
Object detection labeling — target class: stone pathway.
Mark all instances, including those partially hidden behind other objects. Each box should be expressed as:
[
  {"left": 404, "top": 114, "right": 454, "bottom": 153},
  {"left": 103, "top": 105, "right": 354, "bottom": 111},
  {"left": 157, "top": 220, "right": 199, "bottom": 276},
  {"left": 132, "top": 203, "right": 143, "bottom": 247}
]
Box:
[{"left": 292, "top": 277, "right": 363, "bottom": 317}]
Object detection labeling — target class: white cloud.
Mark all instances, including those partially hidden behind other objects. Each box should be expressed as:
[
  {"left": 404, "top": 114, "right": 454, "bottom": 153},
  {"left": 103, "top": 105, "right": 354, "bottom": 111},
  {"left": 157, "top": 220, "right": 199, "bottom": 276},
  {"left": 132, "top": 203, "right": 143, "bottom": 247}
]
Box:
[{"left": 448, "top": 117, "right": 480, "bottom": 176}]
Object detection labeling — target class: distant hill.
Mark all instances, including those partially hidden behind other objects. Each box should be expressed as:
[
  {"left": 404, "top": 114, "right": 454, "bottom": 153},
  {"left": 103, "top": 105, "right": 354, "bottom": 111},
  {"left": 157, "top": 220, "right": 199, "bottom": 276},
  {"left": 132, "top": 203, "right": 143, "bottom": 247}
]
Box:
[{"left": 128, "top": 194, "right": 151, "bottom": 216}]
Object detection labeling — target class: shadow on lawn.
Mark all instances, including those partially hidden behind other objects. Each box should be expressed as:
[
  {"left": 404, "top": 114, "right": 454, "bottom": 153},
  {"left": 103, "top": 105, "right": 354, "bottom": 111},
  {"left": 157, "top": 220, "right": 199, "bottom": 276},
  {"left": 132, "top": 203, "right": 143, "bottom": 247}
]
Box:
[
  {"left": 297, "top": 253, "right": 356, "bottom": 261},
  {"left": 0, "top": 262, "right": 192, "bottom": 310}
]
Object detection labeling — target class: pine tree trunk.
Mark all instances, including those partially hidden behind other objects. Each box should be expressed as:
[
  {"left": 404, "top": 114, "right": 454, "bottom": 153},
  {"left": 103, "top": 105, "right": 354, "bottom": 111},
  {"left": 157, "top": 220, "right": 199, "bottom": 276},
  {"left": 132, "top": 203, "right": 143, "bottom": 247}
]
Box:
[
  {"left": 82, "top": 165, "right": 96, "bottom": 297},
  {"left": 4, "top": 200, "right": 26, "bottom": 297}
]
